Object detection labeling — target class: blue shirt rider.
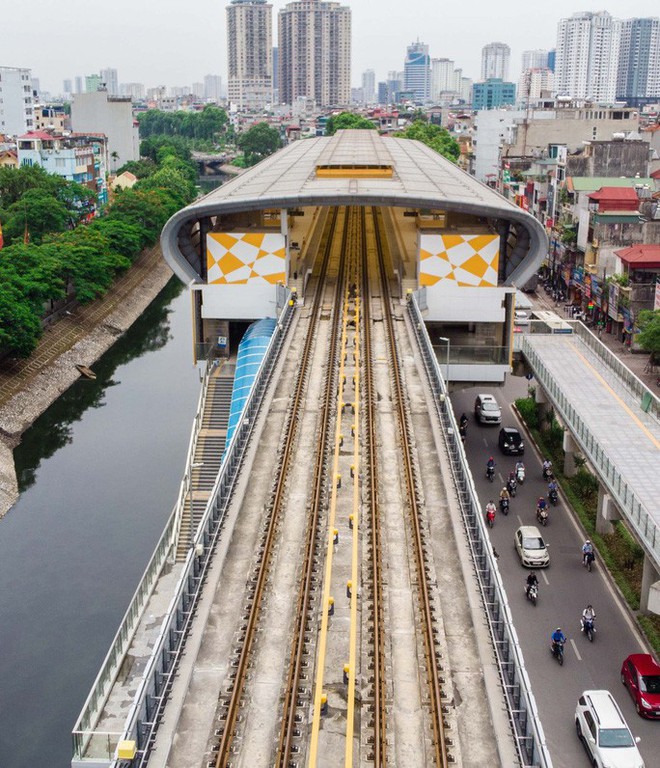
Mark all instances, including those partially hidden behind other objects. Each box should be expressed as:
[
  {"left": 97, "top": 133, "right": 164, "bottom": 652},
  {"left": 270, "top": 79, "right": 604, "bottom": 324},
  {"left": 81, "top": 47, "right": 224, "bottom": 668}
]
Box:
[
  {"left": 548, "top": 479, "right": 558, "bottom": 493},
  {"left": 537, "top": 496, "right": 547, "bottom": 511},
  {"left": 551, "top": 627, "right": 566, "bottom": 645}
]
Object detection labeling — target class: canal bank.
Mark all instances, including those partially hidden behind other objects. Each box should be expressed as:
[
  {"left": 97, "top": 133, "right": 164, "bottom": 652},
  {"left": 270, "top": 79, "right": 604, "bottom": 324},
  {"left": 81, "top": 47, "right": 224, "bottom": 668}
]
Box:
[{"left": 0, "top": 245, "right": 174, "bottom": 516}]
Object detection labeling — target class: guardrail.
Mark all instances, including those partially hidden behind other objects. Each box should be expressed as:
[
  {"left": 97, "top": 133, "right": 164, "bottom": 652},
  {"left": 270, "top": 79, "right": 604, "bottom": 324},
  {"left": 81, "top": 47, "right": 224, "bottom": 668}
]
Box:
[
  {"left": 522, "top": 336, "right": 659, "bottom": 572},
  {"left": 408, "top": 293, "right": 552, "bottom": 768},
  {"left": 86, "top": 292, "right": 296, "bottom": 766}
]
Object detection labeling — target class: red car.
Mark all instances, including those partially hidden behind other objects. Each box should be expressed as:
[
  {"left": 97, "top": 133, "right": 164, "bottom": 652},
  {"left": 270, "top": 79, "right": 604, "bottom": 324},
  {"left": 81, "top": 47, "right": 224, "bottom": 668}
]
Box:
[{"left": 621, "top": 653, "right": 660, "bottom": 718}]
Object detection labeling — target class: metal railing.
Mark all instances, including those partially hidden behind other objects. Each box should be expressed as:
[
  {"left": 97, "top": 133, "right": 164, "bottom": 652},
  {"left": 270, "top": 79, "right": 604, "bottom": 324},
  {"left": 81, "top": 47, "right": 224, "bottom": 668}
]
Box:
[
  {"left": 522, "top": 337, "right": 659, "bottom": 571},
  {"left": 94, "top": 292, "right": 295, "bottom": 767},
  {"left": 409, "top": 292, "right": 552, "bottom": 768}
]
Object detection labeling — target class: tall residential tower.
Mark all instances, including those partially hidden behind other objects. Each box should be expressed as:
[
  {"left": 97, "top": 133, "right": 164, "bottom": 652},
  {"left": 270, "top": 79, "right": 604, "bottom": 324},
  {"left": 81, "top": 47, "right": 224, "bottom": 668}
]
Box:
[
  {"left": 278, "top": 0, "right": 351, "bottom": 108},
  {"left": 227, "top": 0, "right": 273, "bottom": 111},
  {"left": 617, "top": 17, "right": 660, "bottom": 102},
  {"left": 481, "top": 42, "right": 510, "bottom": 81}
]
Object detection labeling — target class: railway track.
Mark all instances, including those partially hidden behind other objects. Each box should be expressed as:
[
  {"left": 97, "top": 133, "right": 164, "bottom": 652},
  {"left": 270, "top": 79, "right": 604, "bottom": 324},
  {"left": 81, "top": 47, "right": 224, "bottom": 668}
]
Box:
[{"left": 209, "top": 206, "right": 453, "bottom": 767}]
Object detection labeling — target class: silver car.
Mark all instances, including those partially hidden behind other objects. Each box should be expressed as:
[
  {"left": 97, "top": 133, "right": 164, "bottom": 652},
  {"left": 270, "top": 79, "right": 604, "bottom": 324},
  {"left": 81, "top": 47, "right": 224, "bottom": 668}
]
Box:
[
  {"left": 514, "top": 525, "right": 549, "bottom": 568},
  {"left": 474, "top": 393, "right": 502, "bottom": 425}
]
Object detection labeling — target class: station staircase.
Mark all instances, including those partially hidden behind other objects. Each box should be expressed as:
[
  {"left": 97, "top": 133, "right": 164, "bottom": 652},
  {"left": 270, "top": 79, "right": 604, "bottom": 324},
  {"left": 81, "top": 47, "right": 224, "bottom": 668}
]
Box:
[{"left": 176, "top": 361, "right": 235, "bottom": 562}]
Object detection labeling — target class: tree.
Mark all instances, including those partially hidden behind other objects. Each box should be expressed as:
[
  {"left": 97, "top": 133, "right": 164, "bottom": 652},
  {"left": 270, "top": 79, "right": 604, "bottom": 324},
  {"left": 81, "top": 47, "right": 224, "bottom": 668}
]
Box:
[
  {"left": 110, "top": 151, "right": 120, "bottom": 174},
  {"left": 636, "top": 309, "right": 660, "bottom": 360},
  {"left": 325, "top": 112, "right": 377, "bottom": 135},
  {"left": 237, "top": 123, "right": 281, "bottom": 167},
  {"left": 394, "top": 120, "right": 460, "bottom": 163},
  {"left": 3, "top": 189, "right": 69, "bottom": 245}
]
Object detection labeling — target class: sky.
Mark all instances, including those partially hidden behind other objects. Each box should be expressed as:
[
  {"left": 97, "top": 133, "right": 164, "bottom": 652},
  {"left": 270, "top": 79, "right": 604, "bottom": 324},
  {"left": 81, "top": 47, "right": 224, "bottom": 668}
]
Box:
[{"left": 3, "top": 1, "right": 660, "bottom": 96}]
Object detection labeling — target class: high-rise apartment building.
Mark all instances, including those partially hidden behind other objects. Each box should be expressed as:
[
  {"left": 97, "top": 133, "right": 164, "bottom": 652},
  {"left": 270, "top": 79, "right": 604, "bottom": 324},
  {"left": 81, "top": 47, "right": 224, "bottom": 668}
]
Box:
[
  {"left": 361, "top": 69, "right": 375, "bottom": 104},
  {"left": 518, "top": 68, "right": 554, "bottom": 105},
  {"left": 74, "top": 76, "right": 83, "bottom": 94},
  {"left": 404, "top": 41, "right": 430, "bottom": 102},
  {"left": 0, "top": 66, "right": 34, "bottom": 135},
  {"left": 63, "top": 79, "right": 73, "bottom": 97},
  {"left": 521, "top": 50, "right": 548, "bottom": 72},
  {"left": 278, "top": 0, "right": 351, "bottom": 108},
  {"left": 481, "top": 42, "right": 510, "bottom": 81},
  {"left": 617, "top": 17, "right": 660, "bottom": 102},
  {"left": 227, "top": 0, "right": 273, "bottom": 111},
  {"left": 85, "top": 74, "right": 103, "bottom": 93},
  {"left": 204, "top": 75, "right": 223, "bottom": 102},
  {"left": 555, "top": 11, "right": 620, "bottom": 101},
  {"left": 100, "top": 68, "right": 119, "bottom": 95},
  {"left": 121, "top": 82, "right": 146, "bottom": 100}
]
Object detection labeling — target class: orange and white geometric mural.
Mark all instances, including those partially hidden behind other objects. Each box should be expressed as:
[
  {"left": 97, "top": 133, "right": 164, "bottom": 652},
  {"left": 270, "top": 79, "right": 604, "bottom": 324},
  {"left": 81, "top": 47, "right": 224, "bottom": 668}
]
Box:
[
  {"left": 207, "top": 232, "right": 286, "bottom": 285},
  {"left": 419, "top": 233, "right": 500, "bottom": 287}
]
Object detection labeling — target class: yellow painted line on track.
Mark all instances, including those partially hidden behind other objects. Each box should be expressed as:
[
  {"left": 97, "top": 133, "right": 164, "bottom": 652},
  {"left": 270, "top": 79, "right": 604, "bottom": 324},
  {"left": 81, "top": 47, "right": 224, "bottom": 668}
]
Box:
[
  {"left": 570, "top": 343, "right": 660, "bottom": 450},
  {"left": 309, "top": 281, "right": 351, "bottom": 765},
  {"left": 345, "top": 290, "right": 360, "bottom": 767}
]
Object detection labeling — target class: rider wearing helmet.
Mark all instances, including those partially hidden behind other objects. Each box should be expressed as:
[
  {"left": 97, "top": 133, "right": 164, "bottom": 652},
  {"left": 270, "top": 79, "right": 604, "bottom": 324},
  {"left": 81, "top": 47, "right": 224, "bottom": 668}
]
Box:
[
  {"left": 581, "top": 605, "right": 596, "bottom": 631},
  {"left": 526, "top": 571, "right": 538, "bottom": 597},
  {"left": 582, "top": 539, "right": 594, "bottom": 565},
  {"left": 537, "top": 496, "right": 547, "bottom": 511},
  {"left": 499, "top": 486, "right": 510, "bottom": 500},
  {"left": 551, "top": 627, "right": 566, "bottom": 650}
]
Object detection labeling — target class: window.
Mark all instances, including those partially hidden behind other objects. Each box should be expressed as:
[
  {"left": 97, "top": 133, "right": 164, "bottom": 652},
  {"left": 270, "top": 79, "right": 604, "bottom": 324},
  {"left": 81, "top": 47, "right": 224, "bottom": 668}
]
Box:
[{"left": 584, "top": 711, "right": 597, "bottom": 739}]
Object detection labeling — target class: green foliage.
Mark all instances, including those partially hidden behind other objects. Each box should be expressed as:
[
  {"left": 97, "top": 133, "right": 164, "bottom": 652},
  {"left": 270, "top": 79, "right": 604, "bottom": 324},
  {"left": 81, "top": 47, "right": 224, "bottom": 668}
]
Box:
[
  {"left": 325, "top": 112, "right": 377, "bottom": 135},
  {"left": 137, "top": 105, "right": 228, "bottom": 141},
  {"left": 116, "top": 158, "right": 158, "bottom": 179},
  {"left": 514, "top": 397, "right": 539, "bottom": 429},
  {"left": 237, "top": 123, "right": 281, "bottom": 167},
  {"left": 140, "top": 135, "right": 192, "bottom": 165},
  {"left": 3, "top": 188, "right": 69, "bottom": 244},
  {"left": 636, "top": 309, "right": 660, "bottom": 356},
  {"left": 393, "top": 120, "right": 460, "bottom": 163}
]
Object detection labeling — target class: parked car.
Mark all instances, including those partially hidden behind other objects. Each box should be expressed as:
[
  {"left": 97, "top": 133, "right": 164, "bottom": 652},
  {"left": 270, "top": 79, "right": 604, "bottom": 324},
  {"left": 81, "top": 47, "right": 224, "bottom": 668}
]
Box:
[
  {"left": 514, "top": 309, "right": 530, "bottom": 326},
  {"left": 499, "top": 427, "right": 524, "bottom": 455},
  {"left": 575, "top": 690, "right": 644, "bottom": 767},
  {"left": 514, "top": 525, "right": 549, "bottom": 568},
  {"left": 474, "top": 393, "right": 502, "bottom": 425},
  {"left": 621, "top": 654, "right": 660, "bottom": 719}
]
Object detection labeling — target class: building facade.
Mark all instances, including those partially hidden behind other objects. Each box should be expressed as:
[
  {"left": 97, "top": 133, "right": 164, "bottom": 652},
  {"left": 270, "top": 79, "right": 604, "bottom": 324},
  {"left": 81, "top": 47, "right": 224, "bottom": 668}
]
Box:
[
  {"left": 0, "top": 66, "right": 34, "bottom": 136},
  {"left": 227, "top": 0, "right": 273, "bottom": 111},
  {"left": 472, "top": 79, "right": 516, "bottom": 110},
  {"left": 617, "top": 17, "right": 660, "bottom": 102},
  {"left": 521, "top": 49, "right": 549, "bottom": 72},
  {"left": 278, "top": 0, "right": 351, "bottom": 108},
  {"left": 555, "top": 11, "right": 620, "bottom": 101},
  {"left": 404, "top": 41, "right": 430, "bottom": 102},
  {"left": 361, "top": 69, "right": 375, "bottom": 104},
  {"left": 481, "top": 42, "right": 510, "bottom": 81},
  {"left": 71, "top": 91, "right": 139, "bottom": 165},
  {"left": 517, "top": 68, "right": 554, "bottom": 106},
  {"left": 100, "top": 68, "right": 119, "bottom": 95}
]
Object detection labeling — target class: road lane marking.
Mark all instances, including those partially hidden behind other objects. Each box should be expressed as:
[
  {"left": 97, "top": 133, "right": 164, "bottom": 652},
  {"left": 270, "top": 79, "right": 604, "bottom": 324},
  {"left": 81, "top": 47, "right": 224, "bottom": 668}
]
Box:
[
  {"left": 541, "top": 570, "right": 549, "bottom": 585},
  {"left": 483, "top": 438, "right": 488, "bottom": 447},
  {"left": 570, "top": 638, "right": 582, "bottom": 661},
  {"left": 498, "top": 472, "right": 504, "bottom": 483},
  {"left": 517, "top": 515, "right": 523, "bottom": 526}
]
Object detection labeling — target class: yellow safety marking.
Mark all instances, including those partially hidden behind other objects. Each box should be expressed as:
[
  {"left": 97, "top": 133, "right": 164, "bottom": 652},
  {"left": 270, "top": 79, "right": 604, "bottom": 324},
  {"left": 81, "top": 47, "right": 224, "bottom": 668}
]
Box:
[
  {"left": 309, "top": 276, "right": 352, "bottom": 764},
  {"left": 571, "top": 344, "right": 660, "bottom": 450},
  {"left": 345, "top": 277, "right": 360, "bottom": 767}
]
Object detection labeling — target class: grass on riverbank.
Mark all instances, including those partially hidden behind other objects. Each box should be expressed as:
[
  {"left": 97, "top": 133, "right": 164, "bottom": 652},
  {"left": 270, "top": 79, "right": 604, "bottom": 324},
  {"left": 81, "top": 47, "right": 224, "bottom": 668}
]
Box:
[{"left": 515, "top": 396, "right": 660, "bottom": 654}]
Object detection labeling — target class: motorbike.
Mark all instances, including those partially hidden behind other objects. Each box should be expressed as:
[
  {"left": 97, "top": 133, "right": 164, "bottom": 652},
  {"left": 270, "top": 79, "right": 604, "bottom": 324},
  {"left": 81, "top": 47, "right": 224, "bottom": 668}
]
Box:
[
  {"left": 542, "top": 465, "right": 554, "bottom": 482},
  {"left": 486, "top": 508, "right": 496, "bottom": 528},
  {"left": 507, "top": 476, "right": 517, "bottom": 497},
  {"left": 486, "top": 465, "right": 495, "bottom": 482},
  {"left": 549, "top": 487, "right": 558, "bottom": 506},
  {"left": 499, "top": 497, "right": 510, "bottom": 516},
  {"left": 583, "top": 551, "right": 595, "bottom": 572},
  {"left": 526, "top": 582, "right": 538, "bottom": 605},
  {"left": 459, "top": 423, "right": 467, "bottom": 442},
  {"left": 551, "top": 639, "right": 565, "bottom": 666},
  {"left": 516, "top": 465, "right": 525, "bottom": 484},
  {"left": 582, "top": 617, "right": 596, "bottom": 642},
  {"left": 536, "top": 505, "right": 549, "bottom": 526}
]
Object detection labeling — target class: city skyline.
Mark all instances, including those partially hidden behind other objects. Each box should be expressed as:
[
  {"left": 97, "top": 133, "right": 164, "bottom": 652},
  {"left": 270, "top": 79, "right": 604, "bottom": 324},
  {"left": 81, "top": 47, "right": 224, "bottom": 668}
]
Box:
[{"left": 3, "top": 0, "right": 660, "bottom": 97}]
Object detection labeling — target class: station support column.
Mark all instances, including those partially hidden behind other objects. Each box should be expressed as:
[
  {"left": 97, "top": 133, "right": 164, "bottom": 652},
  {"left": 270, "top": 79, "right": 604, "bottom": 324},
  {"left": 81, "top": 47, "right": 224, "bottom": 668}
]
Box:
[
  {"left": 640, "top": 555, "right": 660, "bottom": 615},
  {"left": 562, "top": 431, "right": 578, "bottom": 478},
  {"left": 595, "top": 485, "right": 620, "bottom": 536},
  {"left": 534, "top": 387, "right": 552, "bottom": 430}
]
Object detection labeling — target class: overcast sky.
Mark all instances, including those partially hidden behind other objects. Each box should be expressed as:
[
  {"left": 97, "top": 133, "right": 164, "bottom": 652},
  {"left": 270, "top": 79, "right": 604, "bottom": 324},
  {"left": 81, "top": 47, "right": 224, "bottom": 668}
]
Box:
[{"left": 4, "top": 1, "right": 659, "bottom": 95}]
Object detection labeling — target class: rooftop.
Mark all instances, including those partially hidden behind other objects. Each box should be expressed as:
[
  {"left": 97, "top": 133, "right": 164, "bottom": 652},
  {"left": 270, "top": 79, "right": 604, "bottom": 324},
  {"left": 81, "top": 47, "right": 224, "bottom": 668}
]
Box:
[{"left": 614, "top": 244, "right": 660, "bottom": 269}]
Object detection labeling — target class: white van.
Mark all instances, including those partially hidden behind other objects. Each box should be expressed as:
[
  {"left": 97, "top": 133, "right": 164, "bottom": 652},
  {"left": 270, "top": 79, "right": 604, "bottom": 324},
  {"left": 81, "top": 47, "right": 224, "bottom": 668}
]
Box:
[{"left": 575, "top": 690, "right": 644, "bottom": 767}]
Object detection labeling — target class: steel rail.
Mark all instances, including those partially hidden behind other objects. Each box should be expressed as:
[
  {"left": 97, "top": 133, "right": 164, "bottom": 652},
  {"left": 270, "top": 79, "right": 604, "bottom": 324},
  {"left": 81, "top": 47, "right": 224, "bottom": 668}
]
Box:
[
  {"left": 214, "top": 208, "right": 341, "bottom": 767},
  {"left": 359, "top": 208, "right": 388, "bottom": 766},
  {"left": 371, "top": 207, "right": 450, "bottom": 767},
  {"left": 274, "top": 208, "right": 350, "bottom": 767}
]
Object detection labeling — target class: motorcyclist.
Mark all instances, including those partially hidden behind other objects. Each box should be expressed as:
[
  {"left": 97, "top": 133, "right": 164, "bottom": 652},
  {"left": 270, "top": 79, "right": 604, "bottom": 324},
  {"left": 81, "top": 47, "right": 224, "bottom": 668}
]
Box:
[
  {"left": 536, "top": 496, "right": 547, "bottom": 512},
  {"left": 459, "top": 413, "right": 468, "bottom": 429},
  {"left": 542, "top": 458, "right": 553, "bottom": 479},
  {"left": 485, "top": 500, "right": 496, "bottom": 517},
  {"left": 581, "top": 604, "right": 596, "bottom": 632},
  {"left": 582, "top": 539, "right": 594, "bottom": 566},
  {"left": 526, "top": 571, "right": 538, "bottom": 598},
  {"left": 551, "top": 627, "right": 566, "bottom": 655},
  {"left": 486, "top": 456, "right": 495, "bottom": 480},
  {"left": 548, "top": 478, "right": 558, "bottom": 494},
  {"left": 499, "top": 486, "right": 510, "bottom": 501},
  {"left": 515, "top": 459, "right": 525, "bottom": 479}
]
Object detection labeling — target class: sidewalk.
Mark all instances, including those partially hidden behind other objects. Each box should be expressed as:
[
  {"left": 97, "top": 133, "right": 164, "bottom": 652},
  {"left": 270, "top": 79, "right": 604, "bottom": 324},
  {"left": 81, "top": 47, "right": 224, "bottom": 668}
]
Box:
[{"left": 530, "top": 288, "right": 658, "bottom": 393}]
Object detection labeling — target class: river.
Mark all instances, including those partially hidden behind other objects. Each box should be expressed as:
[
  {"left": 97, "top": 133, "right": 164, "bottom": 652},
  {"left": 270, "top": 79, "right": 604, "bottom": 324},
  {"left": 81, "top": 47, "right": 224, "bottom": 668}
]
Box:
[{"left": 0, "top": 280, "right": 201, "bottom": 768}]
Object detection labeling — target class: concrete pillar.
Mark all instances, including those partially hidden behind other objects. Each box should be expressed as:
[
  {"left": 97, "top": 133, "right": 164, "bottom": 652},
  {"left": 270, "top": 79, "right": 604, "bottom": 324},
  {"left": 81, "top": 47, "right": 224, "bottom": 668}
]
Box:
[
  {"left": 534, "top": 387, "right": 552, "bottom": 429},
  {"left": 562, "top": 431, "right": 578, "bottom": 477},
  {"left": 595, "top": 485, "right": 620, "bottom": 536},
  {"left": 640, "top": 555, "right": 660, "bottom": 615}
]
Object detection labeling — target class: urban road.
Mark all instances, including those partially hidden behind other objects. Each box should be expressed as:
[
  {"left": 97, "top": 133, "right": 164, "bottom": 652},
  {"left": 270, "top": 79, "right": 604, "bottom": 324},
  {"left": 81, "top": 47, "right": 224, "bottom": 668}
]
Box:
[{"left": 451, "top": 375, "right": 660, "bottom": 768}]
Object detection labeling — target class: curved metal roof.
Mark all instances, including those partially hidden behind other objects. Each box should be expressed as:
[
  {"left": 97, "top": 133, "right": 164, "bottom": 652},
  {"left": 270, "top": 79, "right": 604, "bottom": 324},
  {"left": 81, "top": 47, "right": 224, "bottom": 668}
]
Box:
[{"left": 161, "top": 130, "right": 547, "bottom": 287}]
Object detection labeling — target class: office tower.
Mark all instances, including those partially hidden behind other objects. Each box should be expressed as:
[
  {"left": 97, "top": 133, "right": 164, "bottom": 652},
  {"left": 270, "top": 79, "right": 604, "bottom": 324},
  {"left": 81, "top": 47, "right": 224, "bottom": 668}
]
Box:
[
  {"left": 481, "top": 42, "right": 510, "bottom": 81},
  {"left": 547, "top": 49, "right": 556, "bottom": 72},
  {"left": 0, "top": 66, "right": 34, "bottom": 135},
  {"left": 404, "top": 41, "right": 430, "bottom": 102},
  {"left": 521, "top": 50, "right": 548, "bottom": 72},
  {"left": 63, "top": 79, "right": 73, "bottom": 96},
  {"left": 555, "top": 11, "right": 620, "bottom": 101},
  {"left": 361, "top": 69, "right": 375, "bottom": 103},
  {"left": 472, "top": 79, "right": 516, "bottom": 110},
  {"left": 278, "top": 0, "right": 351, "bottom": 108},
  {"left": 75, "top": 76, "right": 83, "bottom": 94},
  {"left": 85, "top": 74, "right": 103, "bottom": 93},
  {"left": 617, "top": 18, "right": 660, "bottom": 101},
  {"left": 227, "top": 0, "right": 272, "bottom": 111},
  {"left": 100, "top": 68, "right": 119, "bottom": 95},
  {"left": 204, "top": 75, "right": 223, "bottom": 102}
]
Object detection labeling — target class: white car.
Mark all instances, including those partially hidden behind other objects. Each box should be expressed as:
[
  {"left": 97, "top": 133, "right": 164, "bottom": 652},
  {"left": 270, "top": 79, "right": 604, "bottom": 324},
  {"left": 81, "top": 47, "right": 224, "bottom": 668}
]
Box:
[
  {"left": 474, "top": 393, "right": 502, "bottom": 425},
  {"left": 514, "top": 525, "right": 549, "bottom": 568},
  {"left": 575, "top": 690, "right": 644, "bottom": 767},
  {"left": 514, "top": 309, "right": 530, "bottom": 326}
]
